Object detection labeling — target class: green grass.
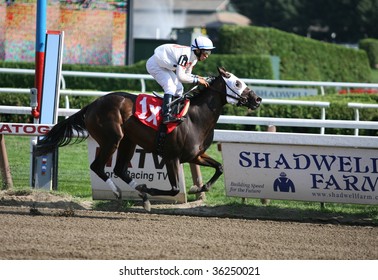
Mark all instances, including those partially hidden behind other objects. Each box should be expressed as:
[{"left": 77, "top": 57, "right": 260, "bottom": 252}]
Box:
[
  {"left": 3, "top": 135, "right": 92, "bottom": 197},
  {"left": 2, "top": 135, "right": 378, "bottom": 222}
]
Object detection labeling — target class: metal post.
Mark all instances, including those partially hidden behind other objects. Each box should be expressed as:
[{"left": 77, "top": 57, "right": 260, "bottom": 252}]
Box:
[
  {"left": 320, "top": 107, "right": 326, "bottom": 134},
  {"left": 126, "top": 0, "right": 134, "bottom": 65},
  {"left": 0, "top": 135, "right": 13, "bottom": 189},
  {"left": 32, "top": 31, "right": 64, "bottom": 190},
  {"left": 354, "top": 108, "right": 360, "bottom": 136},
  {"left": 259, "top": 125, "right": 276, "bottom": 205},
  {"left": 33, "top": 0, "right": 47, "bottom": 119}
]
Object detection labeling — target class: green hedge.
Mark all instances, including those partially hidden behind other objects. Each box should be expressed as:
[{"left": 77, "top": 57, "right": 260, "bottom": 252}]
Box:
[
  {"left": 195, "top": 54, "right": 273, "bottom": 79},
  {"left": 359, "top": 38, "right": 378, "bottom": 69},
  {"left": 218, "top": 25, "right": 371, "bottom": 82}
]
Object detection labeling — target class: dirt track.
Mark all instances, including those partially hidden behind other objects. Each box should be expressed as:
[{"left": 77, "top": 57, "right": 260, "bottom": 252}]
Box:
[{"left": 0, "top": 191, "right": 377, "bottom": 260}]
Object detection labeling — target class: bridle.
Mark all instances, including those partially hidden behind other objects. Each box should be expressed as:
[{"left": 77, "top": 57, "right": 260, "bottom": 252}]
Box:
[
  {"left": 206, "top": 75, "right": 249, "bottom": 107},
  {"left": 223, "top": 79, "right": 249, "bottom": 106},
  {"left": 179, "top": 75, "right": 255, "bottom": 108}
]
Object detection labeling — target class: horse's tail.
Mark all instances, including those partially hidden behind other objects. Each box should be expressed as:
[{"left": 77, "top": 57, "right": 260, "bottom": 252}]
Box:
[{"left": 34, "top": 105, "right": 89, "bottom": 156}]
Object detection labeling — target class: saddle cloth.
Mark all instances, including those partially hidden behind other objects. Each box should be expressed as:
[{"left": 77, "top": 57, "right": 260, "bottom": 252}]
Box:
[{"left": 134, "top": 94, "right": 190, "bottom": 134}]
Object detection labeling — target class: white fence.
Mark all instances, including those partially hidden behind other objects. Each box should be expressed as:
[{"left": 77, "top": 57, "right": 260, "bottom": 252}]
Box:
[
  {"left": 1, "top": 68, "right": 378, "bottom": 139},
  {"left": 2, "top": 67, "right": 378, "bottom": 94},
  {"left": 2, "top": 67, "right": 378, "bottom": 134},
  {"left": 348, "top": 102, "right": 378, "bottom": 135}
]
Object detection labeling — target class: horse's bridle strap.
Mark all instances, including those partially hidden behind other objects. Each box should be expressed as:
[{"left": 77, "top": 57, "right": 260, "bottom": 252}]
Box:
[
  {"left": 206, "top": 76, "right": 247, "bottom": 105},
  {"left": 224, "top": 81, "right": 243, "bottom": 100}
]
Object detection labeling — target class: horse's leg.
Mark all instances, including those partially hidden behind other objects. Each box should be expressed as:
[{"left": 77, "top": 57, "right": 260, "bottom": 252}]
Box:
[
  {"left": 89, "top": 125, "right": 123, "bottom": 199},
  {"left": 187, "top": 152, "right": 223, "bottom": 194},
  {"left": 113, "top": 137, "right": 136, "bottom": 186},
  {"left": 90, "top": 145, "right": 122, "bottom": 199},
  {"left": 136, "top": 158, "right": 180, "bottom": 197},
  {"left": 113, "top": 137, "right": 151, "bottom": 211}
]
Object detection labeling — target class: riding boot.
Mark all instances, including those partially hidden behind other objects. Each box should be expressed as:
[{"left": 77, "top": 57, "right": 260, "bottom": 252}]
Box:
[{"left": 162, "top": 94, "right": 182, "bottom": 124}]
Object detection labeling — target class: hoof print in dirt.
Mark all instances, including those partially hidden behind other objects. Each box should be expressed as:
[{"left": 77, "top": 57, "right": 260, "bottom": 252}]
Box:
[
  {"left": 56, "top": 209, "right": 75, "bottom": 217},
  {"left": 29, "top": 207, "right": 43, "bottom": 216}
]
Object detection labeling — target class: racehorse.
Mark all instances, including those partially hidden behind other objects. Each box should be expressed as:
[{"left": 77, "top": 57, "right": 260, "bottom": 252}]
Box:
[{"left": 35, "top": 67, "right": 261, "bottom": 211}]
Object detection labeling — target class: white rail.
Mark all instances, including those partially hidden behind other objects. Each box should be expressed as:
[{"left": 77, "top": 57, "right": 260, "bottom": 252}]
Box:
[
  {"left": 1, "top": 106, "right": 378, "bottom": 132},
  {"left": 348, "top": 102, "right": 378, "bottom": 135},
  {"left": 217, "top": 115, "right": 378, "bottom": 130},
  {"left": 2, "top": 67, "right": 378, "bottom": 93},
  {"left": 243, "top": 78, "right": 378, "bottom": 88},
  {"left": 213, "top": 130, "right": 378, "bottom": 148},
  {"left": 0, "top": 68, "right": 151, "bottom": 93},
  {"left": 1, "top": 67, "right": 378, "bottom": 135}
]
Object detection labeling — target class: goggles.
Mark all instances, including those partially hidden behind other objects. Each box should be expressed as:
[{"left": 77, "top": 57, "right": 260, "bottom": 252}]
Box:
[{"left": 201, "top": 50, "right": 212, "bottom": 55}]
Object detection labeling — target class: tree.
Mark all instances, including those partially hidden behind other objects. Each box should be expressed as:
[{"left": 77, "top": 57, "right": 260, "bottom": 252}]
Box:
[{"left": 230, "top": 0, "right": 378, "bottom": 43}]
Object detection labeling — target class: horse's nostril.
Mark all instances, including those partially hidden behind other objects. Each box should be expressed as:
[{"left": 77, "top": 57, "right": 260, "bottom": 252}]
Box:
[{"left": 256, "top": 97, "right": 262, "bottom": 103}]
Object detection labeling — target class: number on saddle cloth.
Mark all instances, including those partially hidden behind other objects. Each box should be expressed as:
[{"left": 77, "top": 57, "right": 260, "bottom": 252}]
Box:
[{"left": 134, "top": 94, "right": 190, "bottom": 133}]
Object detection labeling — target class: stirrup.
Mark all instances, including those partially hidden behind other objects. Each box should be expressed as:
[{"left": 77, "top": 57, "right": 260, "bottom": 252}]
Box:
[{"left": 163, "top": 114, "right": 182, "bottom": 124}]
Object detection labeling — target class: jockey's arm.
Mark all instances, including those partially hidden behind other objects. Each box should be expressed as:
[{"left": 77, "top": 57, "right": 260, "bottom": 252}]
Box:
[
  {"left": 176, "top": 65, "right": 209, "bottom": 87},
  {"left": 176, "top": 64, "right": 196, "bottom": 84}
]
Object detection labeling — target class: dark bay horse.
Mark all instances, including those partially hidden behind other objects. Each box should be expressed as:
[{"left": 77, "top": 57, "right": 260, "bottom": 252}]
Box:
[{"left": 36, "top": 67, "right": 261, "bottom": 211}]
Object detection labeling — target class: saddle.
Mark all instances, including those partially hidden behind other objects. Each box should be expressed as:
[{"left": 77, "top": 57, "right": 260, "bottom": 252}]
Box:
[{"left": 134, "top": 93, "right": 190, "bottom": 134}]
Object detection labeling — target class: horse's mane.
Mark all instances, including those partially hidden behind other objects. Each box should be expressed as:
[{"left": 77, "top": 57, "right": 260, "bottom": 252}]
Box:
[{"left": 186, "top": 75, "right": 218, "bottom": 100}]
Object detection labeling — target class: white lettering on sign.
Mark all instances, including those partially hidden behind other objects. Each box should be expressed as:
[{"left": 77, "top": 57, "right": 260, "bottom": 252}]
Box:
[{"left": 0, "top": 123, "right": 51, "bottom": 135}]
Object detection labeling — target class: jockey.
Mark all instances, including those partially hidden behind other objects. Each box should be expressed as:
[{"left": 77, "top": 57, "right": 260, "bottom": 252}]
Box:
[{"left": 146, "top": 36, "right": 215, "bottom": 124}]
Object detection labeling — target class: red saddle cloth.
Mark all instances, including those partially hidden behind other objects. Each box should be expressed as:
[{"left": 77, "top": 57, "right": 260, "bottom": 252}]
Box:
[{"left": 134, "top": 94, "right": 190, "bottom": 134}]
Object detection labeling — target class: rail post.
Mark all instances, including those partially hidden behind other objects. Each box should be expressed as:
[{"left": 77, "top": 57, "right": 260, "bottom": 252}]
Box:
[
  {"left": 0, "top": 135, "right": 13, "bottom": 189},
  {"left": 259, "top": 125, "right": 276, "bottom": 205}
]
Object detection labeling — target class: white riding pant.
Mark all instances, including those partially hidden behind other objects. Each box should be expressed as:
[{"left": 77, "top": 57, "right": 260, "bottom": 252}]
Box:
[{"left": 146, "top": 56, "right": 184, "bottom": 97}]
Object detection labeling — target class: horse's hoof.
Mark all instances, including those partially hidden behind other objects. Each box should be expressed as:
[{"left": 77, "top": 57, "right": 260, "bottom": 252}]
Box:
[
  {"left": 143, "top": 199, "right": 151, "bottom": 212},
  {"left": 114, "top": 185, "right": 122, "bottom": 200},
  {"left": 135, "top": 184, "right": 147, "bottom": 193},
  {"left": 113, "top": 190, "right": 121, "bottom": 200},
  {"left": 138, "top": 193, "right": 151, "bottom": 212},
  {"left": 172, "top": 188, "right": 180, "bottom": 196},
  {"left": 188, "top": 185, "right": 201, "bottom": 194}
]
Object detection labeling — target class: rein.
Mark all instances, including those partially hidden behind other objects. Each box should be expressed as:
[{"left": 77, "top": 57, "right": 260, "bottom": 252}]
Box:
[{"left": 168, "top": 75, "right": 247, "bottom": 107}]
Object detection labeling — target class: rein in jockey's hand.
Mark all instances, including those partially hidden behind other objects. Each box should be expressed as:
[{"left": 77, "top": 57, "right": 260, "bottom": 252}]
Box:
[{"left": 198, "top": 76, "right": 209, "bottom": 87}]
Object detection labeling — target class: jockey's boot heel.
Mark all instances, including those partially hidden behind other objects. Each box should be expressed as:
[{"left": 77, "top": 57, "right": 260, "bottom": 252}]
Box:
[{"left": 162, "top": 94, "right": 182, "bottom": 124}]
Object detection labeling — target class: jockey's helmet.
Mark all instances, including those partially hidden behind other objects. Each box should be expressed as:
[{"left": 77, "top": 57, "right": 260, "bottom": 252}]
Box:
[{"left": 191, "top": 36, "right": 215, "bottom": 51}]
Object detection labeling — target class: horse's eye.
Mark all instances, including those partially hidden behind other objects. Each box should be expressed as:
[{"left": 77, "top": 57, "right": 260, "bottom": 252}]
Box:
[{"left": 235, "top": 80, "right": 242, "bottom": 89}]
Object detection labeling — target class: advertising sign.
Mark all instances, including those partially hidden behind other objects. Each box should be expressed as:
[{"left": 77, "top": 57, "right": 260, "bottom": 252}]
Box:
[
  {"left": 87, "top": 137, "right": 187, "bottom": 203},
  {"left": 252, "top": 86, "right": 318, "bottom": 98},
  {"left": 222, "top": 142, "right": 378, "bottom": 205},
  {"left": 0, "top": 123, "right": 51, "bottom": 135}
]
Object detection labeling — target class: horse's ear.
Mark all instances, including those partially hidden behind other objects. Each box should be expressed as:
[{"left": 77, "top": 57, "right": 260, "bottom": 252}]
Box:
[{"left": 217, "top": 66, "right": 230, "bottom": 78}]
